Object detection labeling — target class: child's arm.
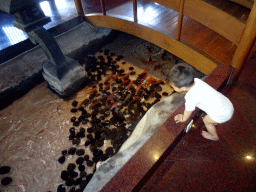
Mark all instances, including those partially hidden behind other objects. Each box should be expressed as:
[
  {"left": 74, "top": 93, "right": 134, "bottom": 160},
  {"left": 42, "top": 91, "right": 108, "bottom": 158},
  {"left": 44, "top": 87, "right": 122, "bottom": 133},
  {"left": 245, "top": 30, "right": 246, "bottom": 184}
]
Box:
[{"left": 174, "top": 110, "right": 193, "bottom": 123}]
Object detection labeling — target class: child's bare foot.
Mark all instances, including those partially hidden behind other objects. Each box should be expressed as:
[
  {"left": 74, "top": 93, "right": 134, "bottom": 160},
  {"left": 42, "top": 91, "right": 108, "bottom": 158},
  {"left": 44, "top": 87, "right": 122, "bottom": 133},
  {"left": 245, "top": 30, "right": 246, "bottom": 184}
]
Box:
[{"left": 202, "top": 131, "right": 219, "bottom": 141}]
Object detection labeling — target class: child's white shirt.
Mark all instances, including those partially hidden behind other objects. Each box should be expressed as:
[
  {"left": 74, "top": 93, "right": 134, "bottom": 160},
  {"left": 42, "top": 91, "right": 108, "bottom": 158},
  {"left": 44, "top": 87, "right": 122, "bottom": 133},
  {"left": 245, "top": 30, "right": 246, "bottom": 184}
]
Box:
[{"left": 185, "top": 78, "right": 234, "bottom": 123}]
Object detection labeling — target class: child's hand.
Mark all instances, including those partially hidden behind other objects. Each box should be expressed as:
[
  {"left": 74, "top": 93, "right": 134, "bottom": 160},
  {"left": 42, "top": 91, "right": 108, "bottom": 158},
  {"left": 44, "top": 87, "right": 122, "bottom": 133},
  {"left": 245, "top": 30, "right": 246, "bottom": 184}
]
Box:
[{"left": 174, "top": 114, "right": 184, "bottom": 123}]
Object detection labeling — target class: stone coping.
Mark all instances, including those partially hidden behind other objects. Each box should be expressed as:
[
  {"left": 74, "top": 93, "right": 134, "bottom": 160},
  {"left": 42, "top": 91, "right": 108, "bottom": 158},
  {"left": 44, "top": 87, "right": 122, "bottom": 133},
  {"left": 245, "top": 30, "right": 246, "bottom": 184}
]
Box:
[{"left": 0, "top": 20, "right": 113, "bottom": 109}]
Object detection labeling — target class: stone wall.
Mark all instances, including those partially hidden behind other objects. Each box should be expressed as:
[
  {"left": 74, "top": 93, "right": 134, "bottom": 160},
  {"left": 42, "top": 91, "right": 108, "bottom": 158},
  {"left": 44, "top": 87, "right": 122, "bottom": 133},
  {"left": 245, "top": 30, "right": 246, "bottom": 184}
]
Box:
[{"left": 0, "top": 21, "right": 113, "bottom": 109}]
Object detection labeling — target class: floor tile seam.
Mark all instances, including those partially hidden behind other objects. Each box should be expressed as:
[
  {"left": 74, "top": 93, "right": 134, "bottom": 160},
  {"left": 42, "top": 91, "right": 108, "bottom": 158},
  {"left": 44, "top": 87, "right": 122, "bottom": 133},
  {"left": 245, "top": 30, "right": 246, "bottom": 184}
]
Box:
[{"left": 165, "top": 158, "right": 212, "bottom": 162}]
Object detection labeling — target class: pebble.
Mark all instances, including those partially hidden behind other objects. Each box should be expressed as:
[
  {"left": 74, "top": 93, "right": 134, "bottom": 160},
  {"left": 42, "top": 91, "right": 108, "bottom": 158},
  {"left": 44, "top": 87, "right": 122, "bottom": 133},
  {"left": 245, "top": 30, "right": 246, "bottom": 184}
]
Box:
[
  {"left": 67, "top": 163, "right": 76, "bottom": 172},
  {"left": 58, "top": 156, "right": 65, "bottom": 164},
  {"left": 0, "top": 166, "right": 11, "bottom": 174},
  {"left": 1, "top": 177, "right": 12, "bottom": 185},
  {"left": 57, "top": 184, "right": 66, "bottom": 192}
]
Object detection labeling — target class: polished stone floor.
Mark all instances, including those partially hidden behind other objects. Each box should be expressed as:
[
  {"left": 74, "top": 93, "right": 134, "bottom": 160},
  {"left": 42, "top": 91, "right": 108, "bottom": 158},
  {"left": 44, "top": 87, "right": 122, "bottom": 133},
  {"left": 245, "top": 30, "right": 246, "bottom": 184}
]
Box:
[{"left": 141, "top": 53, "right": 256, "bottom": 191}]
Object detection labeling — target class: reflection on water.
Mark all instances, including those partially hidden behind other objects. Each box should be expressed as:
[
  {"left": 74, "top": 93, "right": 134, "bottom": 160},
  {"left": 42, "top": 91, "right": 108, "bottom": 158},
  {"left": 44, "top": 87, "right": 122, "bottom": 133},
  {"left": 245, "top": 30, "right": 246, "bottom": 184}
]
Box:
[
  {"left": 0, "top": 49, "right": 175, "bottom": 191},
  {"left": 2, "top": 25, "right": 27, "bottom": 45}
]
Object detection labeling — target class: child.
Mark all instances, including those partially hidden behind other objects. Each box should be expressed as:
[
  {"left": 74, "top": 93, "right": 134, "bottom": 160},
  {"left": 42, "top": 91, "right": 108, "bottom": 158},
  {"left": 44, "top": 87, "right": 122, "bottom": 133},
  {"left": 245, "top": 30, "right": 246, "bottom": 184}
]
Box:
[{"left": 167, "top": 63, "right": 234, "bottom": 141}]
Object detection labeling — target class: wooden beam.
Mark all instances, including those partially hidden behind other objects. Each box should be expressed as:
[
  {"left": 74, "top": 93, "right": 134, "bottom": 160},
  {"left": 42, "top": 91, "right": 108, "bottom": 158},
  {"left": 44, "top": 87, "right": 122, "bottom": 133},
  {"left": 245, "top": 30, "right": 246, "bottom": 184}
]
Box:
[
  {"left": 85, "top": 14, "right": 217, "bottom": 75},
  {"left": 176, "top": 0, "right": 185, "bottom": 41},
  {"left": 248, "top": 40, "right": 256, "bottom": 58},
  {"left": 100, "top": 0, "right": 106, "bottom": 16},
  {"left": 133, "top": 0, "right": 138, "bottom": 23},
  {"left": 231, "top": 3, "right": 256, "bottom": 82},
  {"left": 147, "top": 0, "right": 245, "bottom": 45},
  {"left": 73, "top": 0, "right": 84, "bottom": 15},
  {"left": 229, "top": 0, "right": 253, "bottom": 9}
]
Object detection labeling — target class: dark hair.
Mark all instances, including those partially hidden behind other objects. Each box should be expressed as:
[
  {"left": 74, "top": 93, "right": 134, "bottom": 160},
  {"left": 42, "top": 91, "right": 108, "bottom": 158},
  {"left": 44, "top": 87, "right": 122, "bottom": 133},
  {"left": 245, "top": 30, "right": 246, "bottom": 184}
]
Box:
[{"left": 167, "top": 63, "right": 195, "bottom": 88}]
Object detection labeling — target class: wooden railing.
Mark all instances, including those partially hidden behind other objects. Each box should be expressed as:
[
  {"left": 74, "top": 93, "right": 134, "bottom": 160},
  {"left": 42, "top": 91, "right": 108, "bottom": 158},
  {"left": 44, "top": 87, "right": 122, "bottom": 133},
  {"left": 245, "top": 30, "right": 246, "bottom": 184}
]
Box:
[
  {"left": 147, "top": 0, "right": 245, "bottom": 45},
  {"left": 74, "top": 0, "right": 256, "bottom": 82}
]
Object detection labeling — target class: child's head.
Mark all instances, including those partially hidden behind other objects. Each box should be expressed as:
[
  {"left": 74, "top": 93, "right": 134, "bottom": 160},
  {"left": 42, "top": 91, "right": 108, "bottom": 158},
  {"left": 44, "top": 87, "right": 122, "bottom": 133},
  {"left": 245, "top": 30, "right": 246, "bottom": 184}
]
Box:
[{"left": 167, "top": 63, "right": 195, "bottom": 92}]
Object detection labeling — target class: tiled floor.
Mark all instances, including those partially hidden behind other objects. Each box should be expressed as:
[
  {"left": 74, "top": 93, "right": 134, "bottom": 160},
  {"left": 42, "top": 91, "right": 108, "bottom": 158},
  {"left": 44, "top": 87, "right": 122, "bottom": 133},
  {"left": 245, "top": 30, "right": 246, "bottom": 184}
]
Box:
[
  {"left": 0, "top": 0, "right": 255, "bottom": 192},
  {"left": 141, "top": 52, "right": 256, "bottom": 191}
]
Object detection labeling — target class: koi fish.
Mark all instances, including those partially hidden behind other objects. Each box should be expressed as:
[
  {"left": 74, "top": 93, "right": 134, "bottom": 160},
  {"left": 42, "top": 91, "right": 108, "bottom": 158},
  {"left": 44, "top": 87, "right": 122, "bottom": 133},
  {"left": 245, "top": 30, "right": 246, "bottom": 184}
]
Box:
[
  {"left": 128, "top": 95, "right": 140, "bottom": 105},
  {"left": 124, "top": 81, "right": 135, "bottom": 90},
  {"left": 141, "top": 76, "right": 150, "bottom": 85},
  {"left": 141, "top": 58, "right": 156, "bottom": 66},
  {"left": 148, "top": 87, "right": 161, "bottom": 99},
  {"left": 136, "top": 74, "right": 148, "bottom": 84},
  {"left": 135, "top": 84, "right": 143, "bottom": 95},
  {"left": 103, "top": 83, "right": 111, "bottom": 92},
  {"left": 138, "top": 69, "right": 150, "bottom": 77},
  {"left": 77, "top": 86, "right": 96, "bottom": 108},
  {"left": 136, "top": 69, "right": 150, "bottom": 84},
  {"left": 89, "top": 87, "right": 97, "bottom": 94},
  {"left": 90, "top": 96, "right": 103, "bottom": 108},
  {"left": 151, "top": 80, "right": 164, "bottom": 85},
  {"left": 122, "top": 92, "right": 132, "bottom": 104},
  {"left": 117, "top": 79, "right": 131, "bottom": 88},
  {"left": 36, "top": 129, "right": 45, "bottom": 136},
  {"left": 77, "top": 98, "right": 89, "bottom": 108},
  {"left": 144, "top": 77, "right": 156, "bottom": 86},
  {"left": 109, "top": 102, "right": 119, "bottom": 111},
  {"left": 153, "top": 64, "right": 163, "bottom": 71},
  {"left": 110, "top": 73, "right": 121, "bottom": 83},
  {"left": 120, "top": 72, "right": 131, "bottom": 80},
  {"left": 104, "top": 74, "right": 114, "bottom": 84},
  {"left": 106, "top": 92, "right": 119, "bottom": 104}
]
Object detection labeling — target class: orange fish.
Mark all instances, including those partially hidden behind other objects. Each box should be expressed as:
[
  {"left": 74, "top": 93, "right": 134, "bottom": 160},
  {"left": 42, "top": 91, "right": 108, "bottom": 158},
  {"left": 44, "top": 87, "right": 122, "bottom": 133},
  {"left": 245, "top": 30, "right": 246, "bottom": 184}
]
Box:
[
  {"left": 148, "top": 87, "right": 161, "bottom": 99},
  {"left": 129, "top": 95, "right": 140, "bottom": 105},
  {"left": 137, "top": 74, "right": 148, "bottom": 84},
  {"left": 89, "top": 87, "right": 97, "bottom": 94},
  {"left": 90, "top": 96, "right": 103, "bottom": 108},
  {"left": 153, "top": 64, "right": 163, "bottom": 71},
  {"left": 109, "top": 73, "right": 121, "bottom": 84},
  {"left": 141, "top": 58, "right": 156, "bottom": 66},
  {"left": 77, "top": 87, "right": 97, "bottom": 108},
  {"left": 106, "top": 92, "right": 119, "bottom": 104},
  {"left": 122, "top": 92, "right": 132, "bottom": 104},
  {"left": 109, "top": 102, "right": 119, "bottom": 111},
  {"left": 145, "top": 77, "right": 156, "bottom": 86},
  {"left": 138, "top": 69, "right": 150, "bottom": 76},
  {"left": 103, "top": 83, "right": 111, "bottom": 92},
  {"left": 120, "top": 72, "right": 131, "bottom": 80},
  {"left": 124, "top": 81, "right": 135, "bottom": 90},
  {"left": 118, "top": 79, "right": 130, "bottom": 88},
  {"left": 151, "top": 80, "right": 164, "bottom": 85},
  {"left": 77, "top": 98, "right": 88, "bottom": 108},
  {"left": 104, "top": 74, "right": 114, "bottom": 84},
  {"left": 135, "top": 84, "right": 143, "bottom": 95}
]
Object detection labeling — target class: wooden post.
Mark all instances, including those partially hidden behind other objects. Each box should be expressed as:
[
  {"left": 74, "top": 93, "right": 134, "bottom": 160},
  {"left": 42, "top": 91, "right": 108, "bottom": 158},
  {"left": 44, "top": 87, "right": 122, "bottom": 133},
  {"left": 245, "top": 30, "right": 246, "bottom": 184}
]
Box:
[
  {"left": 74, "top": 0, "right": 84, "bottom": 15},
  {"left": 133, "top": 0, "right": 138, "bottom": 23},
  {"left": 231, "top": 2, "right": 256, "bottom": 82},
  {"left": 176, "top": 0, "right": 185, "bottom": 40},
  {"left": 100, "top": 0, "right": 106, "bottom": 16}
]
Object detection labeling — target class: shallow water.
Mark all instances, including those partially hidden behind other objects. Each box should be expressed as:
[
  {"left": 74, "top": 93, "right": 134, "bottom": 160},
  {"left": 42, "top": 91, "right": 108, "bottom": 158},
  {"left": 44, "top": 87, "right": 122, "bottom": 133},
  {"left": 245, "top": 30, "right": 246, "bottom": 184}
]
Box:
[
  {"left": 0, "top": 50, "right": 175, "bottom": 192},
  {"left": 0, "top": 82, "right": 71, "bottom": 191}
]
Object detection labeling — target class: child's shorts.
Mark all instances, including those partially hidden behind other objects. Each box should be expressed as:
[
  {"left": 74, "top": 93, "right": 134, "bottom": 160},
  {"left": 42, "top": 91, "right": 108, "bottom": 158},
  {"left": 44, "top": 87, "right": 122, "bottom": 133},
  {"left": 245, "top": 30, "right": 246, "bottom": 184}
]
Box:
[{"left": 209, "top": 102, "right": 234, "bottom": 124}]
